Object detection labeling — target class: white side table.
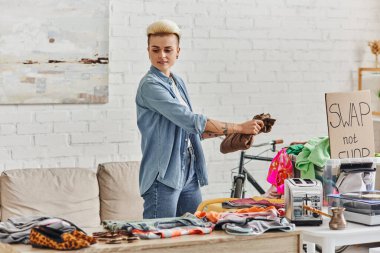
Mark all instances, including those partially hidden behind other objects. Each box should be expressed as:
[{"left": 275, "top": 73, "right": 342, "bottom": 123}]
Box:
[{"left": 297, "top": 217, "right": 380, "bottom": 253}]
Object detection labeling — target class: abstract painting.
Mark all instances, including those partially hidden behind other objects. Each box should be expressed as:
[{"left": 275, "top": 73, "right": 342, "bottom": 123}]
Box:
[{"left": 0, "top": 0, "right": 109, "bottom": 104}]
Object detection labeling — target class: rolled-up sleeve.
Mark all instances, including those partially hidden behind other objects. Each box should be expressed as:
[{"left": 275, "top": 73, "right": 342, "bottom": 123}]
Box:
[{"left": 140, "top": 81, "right": 206, "bottom": 134}]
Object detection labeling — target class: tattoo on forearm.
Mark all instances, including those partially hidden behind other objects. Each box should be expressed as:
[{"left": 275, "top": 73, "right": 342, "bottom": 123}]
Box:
[
  {"left": 205, "top": 119, "right": 237, "bottom": 136},
  {"left": 202, "top": 132, "right": 222, "bottom": 139},
  {"left": 207, "top": 120, "right": 220, "bottom": 132}
]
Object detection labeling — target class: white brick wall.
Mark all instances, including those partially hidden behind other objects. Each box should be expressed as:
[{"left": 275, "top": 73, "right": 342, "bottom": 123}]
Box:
[{"left": 0, "top": 0, "right": 380, "bottom": 200}]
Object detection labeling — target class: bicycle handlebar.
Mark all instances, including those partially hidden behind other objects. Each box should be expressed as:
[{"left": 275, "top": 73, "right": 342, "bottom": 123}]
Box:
[
  {"left": 271, "top": 139, "right": 284, "bottom": 144},
  {"left": 252, "top": 139, "right": 283, "bottom": 147}
]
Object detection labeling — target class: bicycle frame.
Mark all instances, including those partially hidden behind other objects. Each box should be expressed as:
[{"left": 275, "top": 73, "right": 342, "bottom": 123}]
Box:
[
  {"left": 231, "top": 139, "right": 283, "bottom": 198},
  {"left": 237, "top": 151, "right": 272, "bottom": 195}
]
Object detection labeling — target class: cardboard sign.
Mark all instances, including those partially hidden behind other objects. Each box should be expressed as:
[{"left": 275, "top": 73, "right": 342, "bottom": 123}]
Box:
[{"left": 325, "top": 90, "right": 375, "bottom": 159}]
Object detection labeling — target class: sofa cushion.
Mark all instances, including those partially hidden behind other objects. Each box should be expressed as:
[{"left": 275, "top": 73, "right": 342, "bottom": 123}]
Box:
[
  {"left": 0, "top": 168, "right": 100, "bottom": 228},
  {"left": 97, "top": 161, "right": 143, "bottom": 221}
]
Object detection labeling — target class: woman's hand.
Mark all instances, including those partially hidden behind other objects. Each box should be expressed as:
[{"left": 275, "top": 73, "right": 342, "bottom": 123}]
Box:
[
  {"left": 238, "top": 119, "right": 264, "bottom": 135},
  {"left": 203, "top": 118, "right": 264, "bottom": 138}
]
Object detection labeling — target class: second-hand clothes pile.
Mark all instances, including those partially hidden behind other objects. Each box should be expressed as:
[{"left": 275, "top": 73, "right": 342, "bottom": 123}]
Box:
[
  {"left": 103, "top": 213, "right": 213, "bottom": 239},
  {"left": 195, "top": 197, "right": 293, "bottom": 235},
  {"left": 266, "top": 136, "right": 331, "bottom": 196},
  {"left": 102, "top": 197, "right": 294, "bottom": 239}
]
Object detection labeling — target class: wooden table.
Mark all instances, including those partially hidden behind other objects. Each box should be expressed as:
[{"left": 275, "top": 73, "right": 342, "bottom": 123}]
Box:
[{"left": 10, "top": 229, "right": 301, "bottom": 253}]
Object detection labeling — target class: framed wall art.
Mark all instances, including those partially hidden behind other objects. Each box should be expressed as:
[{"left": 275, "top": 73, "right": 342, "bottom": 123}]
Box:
[{"left": 0, "top": 0, "right": 109, "bottom": 104}]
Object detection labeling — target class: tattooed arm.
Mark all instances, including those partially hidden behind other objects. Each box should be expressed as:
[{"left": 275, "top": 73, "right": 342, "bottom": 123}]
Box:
[{"left": 201, "top": 118, "right": 264, "bottom": 139}]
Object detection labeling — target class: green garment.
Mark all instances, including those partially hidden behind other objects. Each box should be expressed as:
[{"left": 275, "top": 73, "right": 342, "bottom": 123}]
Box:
[
  {"left": 375, "top": 153, "right": 380, "bottom": 157},
  {"left": 286, "top": 144, "right": 304, "bottom": 155},
  {"left": 295, "top": 137, "right": 330, "bottom": 179}
]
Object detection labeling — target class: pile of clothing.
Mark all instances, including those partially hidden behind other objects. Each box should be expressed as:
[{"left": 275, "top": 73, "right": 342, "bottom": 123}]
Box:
[
  {"left": 102, "top": 197, "right": 294, "bottom": 239},
  {"left": 0, "top": 216, "right": 96, "bottom": 250},
  {"left": 266, "top": 136, "right": 330, "bottom": 196},
  {"left": 195, "top": 207, "right": 293, "bottom": 236},
  {"left": 102, "top": 213, "right": 213, "bottom": 239}
]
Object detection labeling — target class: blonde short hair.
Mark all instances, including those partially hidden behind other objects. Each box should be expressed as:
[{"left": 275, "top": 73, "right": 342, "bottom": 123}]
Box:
[{"left": 146, "top": 19, "right": 181, "bottom": 44}]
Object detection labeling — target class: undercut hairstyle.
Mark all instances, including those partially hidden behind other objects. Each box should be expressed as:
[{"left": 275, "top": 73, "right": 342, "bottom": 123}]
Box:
[{"left": 146, "top": 19, "right": 181, "bottom": 45}]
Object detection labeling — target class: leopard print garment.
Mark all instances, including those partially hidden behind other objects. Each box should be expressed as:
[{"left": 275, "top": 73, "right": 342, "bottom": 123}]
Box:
[{"left": 29, "top": 227, "right": 95, "bottom": 250}]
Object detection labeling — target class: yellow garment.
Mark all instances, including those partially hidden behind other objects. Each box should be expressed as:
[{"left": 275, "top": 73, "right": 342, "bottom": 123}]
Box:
[{"left": 196, "top": 196, "right": 283, "bottom": 213}]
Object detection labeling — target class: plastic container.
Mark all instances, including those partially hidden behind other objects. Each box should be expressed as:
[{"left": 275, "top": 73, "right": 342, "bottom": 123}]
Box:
[
  {"left": 328, "top": 192, "right": 380, "bottom": 215},
  {"left": 322, "top": 157, "right": 380, "bottom": 206}
]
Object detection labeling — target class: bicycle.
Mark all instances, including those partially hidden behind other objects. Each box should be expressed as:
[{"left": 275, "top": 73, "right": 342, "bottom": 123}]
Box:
[
  {"left": 230, "top": 139, "right": 284, "bottom": 198},
  {"left": 229, "top": 139, "right": 350, "bottom": 253}
]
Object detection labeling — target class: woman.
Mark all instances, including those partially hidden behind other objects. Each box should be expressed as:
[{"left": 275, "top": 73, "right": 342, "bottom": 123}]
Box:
[{"left": 136, "top": 19, "right": 264, "bottom": 219}]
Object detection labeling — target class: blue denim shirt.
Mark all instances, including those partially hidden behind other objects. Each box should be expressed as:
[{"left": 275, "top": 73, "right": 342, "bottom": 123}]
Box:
[{"left": 136, "top": 66, "right": 208, "bottom": 195}]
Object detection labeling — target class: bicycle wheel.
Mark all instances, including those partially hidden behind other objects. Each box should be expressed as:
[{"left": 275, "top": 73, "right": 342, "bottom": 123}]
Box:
[{"left": 232, "top": 177, "right": 244, "bottom": 198}]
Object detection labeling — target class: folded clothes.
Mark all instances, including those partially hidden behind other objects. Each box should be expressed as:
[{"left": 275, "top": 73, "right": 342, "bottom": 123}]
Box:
[
  {"left": 102, "top": 213, "right": 214, "bottom": 240},
  {"left": 220, "top": 113, "right": 276, "bottom": 154},
  {"left": 0, "top": 216, "right": 79, "bottom": 244},
  {"left": 195, "top": 209, "right": 294, "bottom": 236},
  {"left": 223, "top": 217, "right": 294, "bottom": 236},
  {"left": 195, "top": 207, "right": 277, "bottom": 224}
]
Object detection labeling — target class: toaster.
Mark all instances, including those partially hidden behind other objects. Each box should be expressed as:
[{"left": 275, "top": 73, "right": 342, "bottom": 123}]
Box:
[{"left": 284, "top": 178, "right": 323, "bottom": 226}]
